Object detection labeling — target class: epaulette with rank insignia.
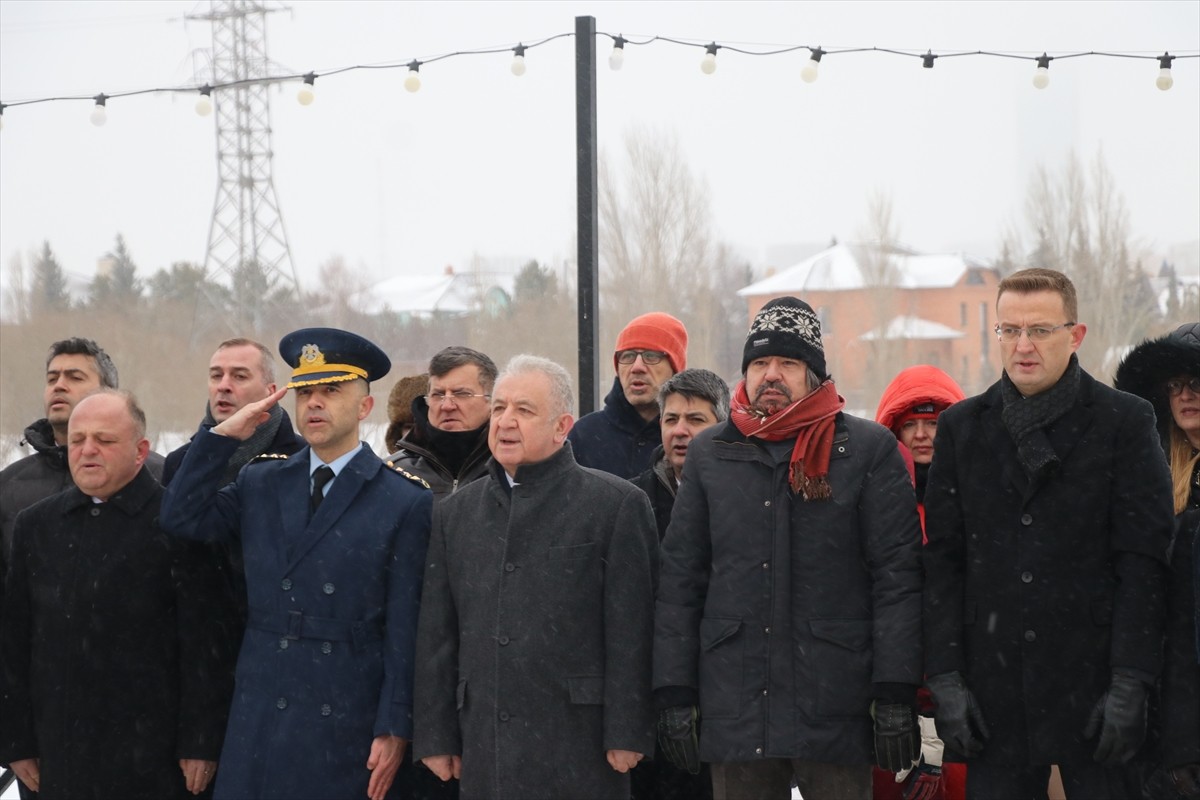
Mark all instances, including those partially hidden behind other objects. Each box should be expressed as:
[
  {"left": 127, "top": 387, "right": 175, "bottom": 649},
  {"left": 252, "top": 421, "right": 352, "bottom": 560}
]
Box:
[
  {"left": 249, "top": 452, "right": 289, "bottom": 464},
  {"left": 386, "top": 460, "right": 431, "bottom": 490}
]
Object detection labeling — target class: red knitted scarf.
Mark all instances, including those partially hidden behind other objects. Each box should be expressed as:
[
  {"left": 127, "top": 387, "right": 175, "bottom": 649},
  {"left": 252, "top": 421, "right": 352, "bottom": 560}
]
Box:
[{"left": 730, "top": 379, "right": 845, "bottom": 500}]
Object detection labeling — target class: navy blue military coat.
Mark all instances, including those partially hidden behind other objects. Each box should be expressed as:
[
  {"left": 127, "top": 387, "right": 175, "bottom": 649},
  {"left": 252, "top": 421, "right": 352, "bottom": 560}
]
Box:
[{"left": 161, "top": 430, "right": 432, "bottom": 799}]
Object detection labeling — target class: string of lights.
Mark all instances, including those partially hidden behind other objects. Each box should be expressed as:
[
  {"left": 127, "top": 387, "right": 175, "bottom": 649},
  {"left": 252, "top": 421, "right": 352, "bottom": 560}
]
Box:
[{"left": 0, "top": 30, "right": 1194, "bottom": 128}]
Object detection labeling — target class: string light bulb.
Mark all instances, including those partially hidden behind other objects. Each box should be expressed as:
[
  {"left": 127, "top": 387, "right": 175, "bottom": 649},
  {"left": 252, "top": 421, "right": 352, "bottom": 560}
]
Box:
[
  {"left": 511, "top": 44, "right": 527, "bottom": 76},
  {"left": 195, "top": 85, "right": 213, "bottom": 117},
  {"left": 801, "top": 47, "right": 824, "bottom": 83},
  {"left": 700, "top": 42, "right": 719, "bottom": 75},
  {"left": 609, "top": 35, "right": 626, "bottom": 71},
  {"left": 1156, "top": 52, "right": 1175, "bottom": 91},
  {"left": 90, "top": 94, "right": 108, "bottom": 126},
  {"left": 297, "top": 73, "right": 316, "bottom": 105},
  {"left": 922, "top": 50, "right": 937, "bottom": 69},
  {"left": 404, "top": 60, "right": 422, "bottom": 93},
  {"left": 1032, "top": 54, "right": 1051, "bottom": 89}
]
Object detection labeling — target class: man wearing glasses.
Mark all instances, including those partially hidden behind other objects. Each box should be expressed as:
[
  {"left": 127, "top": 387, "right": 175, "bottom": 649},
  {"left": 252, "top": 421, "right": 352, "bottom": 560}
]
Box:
[
  {"left": 388, "top": 346, "right": 497, "bottom": 503},
  {"left": 569, "top": 312, "right": 689, "bottom": 478},
  {"left": 923, "top": 268, "right": 1174, "bottom": 799}
]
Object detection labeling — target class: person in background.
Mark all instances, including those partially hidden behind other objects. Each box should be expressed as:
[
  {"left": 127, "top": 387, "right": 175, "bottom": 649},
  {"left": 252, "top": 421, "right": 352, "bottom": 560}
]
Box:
[
  {"left": 569, "top": 312, "right": 688, "bottom": 478},
  {"left": 1, "top": 337, "right": 165, "bottom": 569},
  {"left": 629, "top": 367, "right": 729, "bottom": 800},
  {"left": 874, "top": 365, "right": 968, "bottom": 800},
  {"left": 385, "top": 373, "right": 430, "bottom": 453},
  {"left": 387, "top": 347, "right": 495, "bottom": 501},
  {"left": 923, "top": 268, "right": 1174, "bottom": 799},
  {"left": 1115, "top": 322, "right": 1200, "bottom": 800},
  {"left": 162, "top": 337, "right": 302, "bottom": 485}
]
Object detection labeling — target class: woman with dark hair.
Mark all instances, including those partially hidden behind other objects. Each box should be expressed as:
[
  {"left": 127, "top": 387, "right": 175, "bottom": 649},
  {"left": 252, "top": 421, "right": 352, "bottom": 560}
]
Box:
[{"left": 1115, "top": 321, "right": 1200, "bottom": 799}]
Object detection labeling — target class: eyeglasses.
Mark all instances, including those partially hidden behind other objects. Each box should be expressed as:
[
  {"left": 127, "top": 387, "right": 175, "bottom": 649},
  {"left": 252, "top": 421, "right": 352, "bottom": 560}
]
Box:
[
  {"left": 616, "top": 349, "right": 668, "bottom": 366},
  {"left": 426, "top": 390, "right": 490, "bottom": 404},
  {"left": 993, "top": 323, "right": 1076, "bottom": 343},
  {"left": 1166, "top": 377, "right": 1200, "bottom": 397}
]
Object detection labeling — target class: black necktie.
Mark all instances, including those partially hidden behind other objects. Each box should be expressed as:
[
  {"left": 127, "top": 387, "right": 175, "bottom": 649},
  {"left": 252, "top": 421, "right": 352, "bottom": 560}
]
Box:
[{"left": 311, "top": 466, "right": 335, "bottom": 512}]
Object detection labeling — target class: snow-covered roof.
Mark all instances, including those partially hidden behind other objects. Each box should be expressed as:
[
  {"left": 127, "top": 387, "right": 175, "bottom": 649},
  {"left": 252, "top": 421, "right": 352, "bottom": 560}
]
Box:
[
  {"left": 738, "top": 242, "right": 981, "bottom": 297},
  {"left": 858, "top": 315, "right": 965, "bottom": 341},
  {"left": 349, "top": 271, "right": 513, "bottom": 316}
]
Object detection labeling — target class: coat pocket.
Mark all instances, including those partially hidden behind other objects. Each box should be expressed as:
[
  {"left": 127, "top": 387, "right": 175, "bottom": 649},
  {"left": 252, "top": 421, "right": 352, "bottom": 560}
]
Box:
[
  {"left": 807, "top": 618, "right": 872, "bottom": 718},
  {"left": 698, "top": 617, "right": 744, "bottom": 720},
  {"left": 567, "top": 676, "right": 605, "bottom": 705},
  {"left": 548, "top": 542, "right": 596, "bottom": 560}
]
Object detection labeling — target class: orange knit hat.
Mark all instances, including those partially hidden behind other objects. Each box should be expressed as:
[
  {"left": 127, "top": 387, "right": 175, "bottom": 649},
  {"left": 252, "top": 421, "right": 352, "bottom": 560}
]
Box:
[{"left": 613, "top": 312, "right": 688, "bottom": 373}]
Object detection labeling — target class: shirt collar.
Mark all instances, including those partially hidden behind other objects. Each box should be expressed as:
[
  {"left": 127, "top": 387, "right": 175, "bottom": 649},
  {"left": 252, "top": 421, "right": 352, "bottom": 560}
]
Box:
[{"left": 309, "top": 443, "right": 364, "bottom": 477}]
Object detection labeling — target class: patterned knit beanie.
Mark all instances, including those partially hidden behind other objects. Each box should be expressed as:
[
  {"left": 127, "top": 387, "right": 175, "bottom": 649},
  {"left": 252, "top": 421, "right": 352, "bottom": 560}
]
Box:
[{"left": 741, "top": 296, "right": 827, "bottom": 379}]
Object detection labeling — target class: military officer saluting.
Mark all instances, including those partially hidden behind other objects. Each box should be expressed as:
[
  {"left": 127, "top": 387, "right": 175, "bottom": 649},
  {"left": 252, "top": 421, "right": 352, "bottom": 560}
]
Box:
[{"left": 161, "top": 327, "right": 432, "bottom": 800}]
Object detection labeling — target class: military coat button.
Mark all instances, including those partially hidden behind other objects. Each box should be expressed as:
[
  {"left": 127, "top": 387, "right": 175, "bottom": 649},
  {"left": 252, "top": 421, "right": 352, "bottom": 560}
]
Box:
[
  {"left": 281, "top": 578, "right": 293, "bottom": 591},
  {"left": 276, "top": 697, "right": 288, "bottom": 709},
  {"left": 321, "top": 642, "right": 333, "bottom": 654},
  {"left": 504, "top": 562, "right": 516, "bottom": 573},
  {"left": 1024, "top": 630, "right": 1037, "bottom": 642},
  {"left": 499, "top": 711, "right": 510, "bottom": 722},
  {"left": 279, "top": 638, "right": 289, "bottom": 650},
  {"left": 499, "top": 636, "right": 510, "bottom": 646},
  {"left": 320, "top": 704, "right": 332, "bottom": 717},
  {"left": 323, "top": 582, "right": 335, "bottom": 595},
  {"left": 1020, "top": 513, "right": 1033, "bottom": 526},
  {"left": 90, "top": 507, "right": 101, "bottom": 517},
  {"left": 1021, "top": 571, "right": 1033, "bottom": 584}
]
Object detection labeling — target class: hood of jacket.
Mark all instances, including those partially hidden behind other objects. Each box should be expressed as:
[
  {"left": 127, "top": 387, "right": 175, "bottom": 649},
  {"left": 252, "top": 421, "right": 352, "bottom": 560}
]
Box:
[{"left": 874, "top": 365, "right": 966, "bottom": 434}]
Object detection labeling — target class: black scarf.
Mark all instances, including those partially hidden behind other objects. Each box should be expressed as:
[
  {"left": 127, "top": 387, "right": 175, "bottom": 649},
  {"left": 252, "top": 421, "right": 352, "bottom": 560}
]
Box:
[
  {"left": 1000, "top": 354, "right": 1081, "bottom": 480},
  {"left": 201, "top": 402, "right": 285, "bottom": 486},
  {"left": 914, "top": 461, "right": 930, "bottom": 503},
  {"left": 408, "top": 400, "right": 488, "bottom": 477}
]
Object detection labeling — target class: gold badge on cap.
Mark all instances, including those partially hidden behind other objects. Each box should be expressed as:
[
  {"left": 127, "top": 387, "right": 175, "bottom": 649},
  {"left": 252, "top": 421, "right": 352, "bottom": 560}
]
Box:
[{"left": 301, "top": 344, "right": 326, "bottom": 366}]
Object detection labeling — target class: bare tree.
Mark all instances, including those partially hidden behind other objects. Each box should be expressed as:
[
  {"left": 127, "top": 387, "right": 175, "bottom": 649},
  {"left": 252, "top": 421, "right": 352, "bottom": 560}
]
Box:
[
  {"left": 1002, "top": 150, "right": 1159, "bottom": 378},
  {"left": 856, "top": 191, "right": 906, "bottom": 411},
  {"left": 3, "top": 250, "right": 30, "bottom": 325},
  {"left": 599, "top": 126, "right": 749, "bottom": 380}
]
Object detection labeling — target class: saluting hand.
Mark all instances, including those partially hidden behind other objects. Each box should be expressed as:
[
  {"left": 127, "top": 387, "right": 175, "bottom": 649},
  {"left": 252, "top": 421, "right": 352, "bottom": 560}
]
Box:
[{"left": 211, "top": 386, "right": 288, "bottom": 441}]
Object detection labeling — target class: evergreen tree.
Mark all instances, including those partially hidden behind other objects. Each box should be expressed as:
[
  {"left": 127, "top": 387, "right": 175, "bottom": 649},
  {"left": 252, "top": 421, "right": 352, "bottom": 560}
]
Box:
[{"left": 31, "top": 240, "right": 71, "bottom": 316}]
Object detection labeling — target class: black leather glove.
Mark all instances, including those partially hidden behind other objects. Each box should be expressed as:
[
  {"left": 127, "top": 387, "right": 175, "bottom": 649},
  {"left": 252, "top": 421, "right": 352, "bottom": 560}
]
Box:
[
  {"left": 657, "top": 705, "right": 701, "bottom": 775},
  {"left": 1141, "top": 763, "right": 1200, "bottom": 800},
  {"left": 925, "top": 671, "right": 989, "bottom": 758},
  {"left": 1169, "top": 764, "right": 1200, "bottom": 800},
  {"left": 903, "top": 757, "right": 943, "bottom": 800},
  {"left": 1083, "top": 672, "right": 1149, "bottom": 765},
  {"left": 873, "top": 701, "right": 920, "bottom": 772}
]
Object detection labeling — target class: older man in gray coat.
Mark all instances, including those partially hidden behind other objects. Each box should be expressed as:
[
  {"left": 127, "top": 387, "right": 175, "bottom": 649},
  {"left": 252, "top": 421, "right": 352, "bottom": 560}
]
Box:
[{"left": 415, "top": 354, "right": 658, "bottom": 800}]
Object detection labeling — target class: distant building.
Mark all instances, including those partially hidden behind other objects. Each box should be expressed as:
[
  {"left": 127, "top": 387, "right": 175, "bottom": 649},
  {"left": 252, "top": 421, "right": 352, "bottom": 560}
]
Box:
[
  {"left": 738, "top": 242, "right": 1000, "bottom": 409},
  {"left": 349, "top": 264, "right": 513, "bottom": 319}
]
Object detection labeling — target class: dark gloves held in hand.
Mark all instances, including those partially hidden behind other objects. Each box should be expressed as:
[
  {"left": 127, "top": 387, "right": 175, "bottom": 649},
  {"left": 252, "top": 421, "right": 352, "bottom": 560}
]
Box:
[
  {"left": 873, "top": 701, "right": 920, "bottom": 772},
  {"left": 657, "top": 705, "right": 701, "bottom": 775},
  {"left": 1084, "top": 671, "right": 1149, "bottom": 765},
  {"left": 925, "top": 671, "right": 990, "bottom": 758}
]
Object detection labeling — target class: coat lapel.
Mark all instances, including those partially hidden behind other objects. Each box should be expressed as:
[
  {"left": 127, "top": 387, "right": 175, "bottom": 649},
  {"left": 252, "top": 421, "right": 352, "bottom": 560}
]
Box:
[
  {"left": 275, "top": 449, "right": 313, "bottom": 562},
  {"left": 284, "top": 445, "right": 381, "bottom": 569},
  {"left": 1043, "top": 372, "right": 1095, "bottom": 470},
  {"left": 977, "top": 384, "right": 1030, "bottom": 498}
]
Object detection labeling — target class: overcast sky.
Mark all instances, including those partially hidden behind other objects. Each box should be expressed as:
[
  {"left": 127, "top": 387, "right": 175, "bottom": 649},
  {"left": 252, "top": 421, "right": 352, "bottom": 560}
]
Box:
[{"left": 1, "top": 0, "right": 1197, "bottom": 296}]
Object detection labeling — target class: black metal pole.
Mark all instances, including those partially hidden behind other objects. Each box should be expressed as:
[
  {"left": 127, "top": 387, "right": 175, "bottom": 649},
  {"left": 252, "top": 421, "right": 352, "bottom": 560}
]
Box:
[{"left": 575, "top": 15, "right": 599, "bottom": 416}]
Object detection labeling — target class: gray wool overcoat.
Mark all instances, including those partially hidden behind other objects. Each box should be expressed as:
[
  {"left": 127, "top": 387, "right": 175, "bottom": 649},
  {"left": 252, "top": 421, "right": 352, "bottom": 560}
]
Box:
[{"left": 414, "top": 443, "right": 658, "bottom": 800}]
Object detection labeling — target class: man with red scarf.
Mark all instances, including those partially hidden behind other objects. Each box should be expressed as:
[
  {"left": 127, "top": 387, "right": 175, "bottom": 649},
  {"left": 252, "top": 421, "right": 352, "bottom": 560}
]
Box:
[{"left": 653, "top": 296, "right": 924, "bottom": 800}]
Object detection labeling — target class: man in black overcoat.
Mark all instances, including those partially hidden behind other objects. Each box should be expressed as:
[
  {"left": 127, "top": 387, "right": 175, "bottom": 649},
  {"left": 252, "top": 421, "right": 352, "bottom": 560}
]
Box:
[
  {"left": 923, "top": 268, "right": 1176, "bottom": 799},
  {"left": 0, "top": 389, "right": 230, "bottom": 798}
]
